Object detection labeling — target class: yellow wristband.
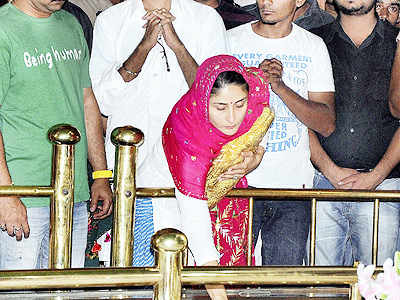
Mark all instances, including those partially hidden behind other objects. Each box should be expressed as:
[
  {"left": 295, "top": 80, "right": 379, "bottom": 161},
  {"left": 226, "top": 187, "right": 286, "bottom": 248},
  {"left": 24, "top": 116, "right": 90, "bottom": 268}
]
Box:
[{"left": 92, "top": 170, "right": 113, "bottom": 180}]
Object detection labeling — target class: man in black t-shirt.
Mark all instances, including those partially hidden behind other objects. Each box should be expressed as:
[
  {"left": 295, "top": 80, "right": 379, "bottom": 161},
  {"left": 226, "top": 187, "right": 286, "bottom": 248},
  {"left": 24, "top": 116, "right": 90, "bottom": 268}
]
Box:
[{"left": 310, "top": 0, "right": 400, "bottom": 266}]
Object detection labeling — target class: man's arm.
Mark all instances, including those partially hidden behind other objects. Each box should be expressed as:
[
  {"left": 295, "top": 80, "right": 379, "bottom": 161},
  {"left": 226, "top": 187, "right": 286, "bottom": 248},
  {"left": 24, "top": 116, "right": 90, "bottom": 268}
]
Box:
[
  {"left": 339, "top": 127, "right": 400, "bottom": 189},
  {"left": 0, "top": 28, "right": 29, "bottom": 240},
  {"left": 151, "top": 9, "right": 198, "bottom": 86},
  {"left": 120, "top": 9, "right": 198, "bottom": 86},
  {"left": 119, "top": 13, "right": 161, "bottom": 83},
  {"left": 260, "top": 59, "right": 335, "bottom": 137},
  {"left": 389, "top": 42, "right": 400, "bottom": 118},
  {"left": 172, "top": 44, "right": 198, "bottom": 87},
  {"left": 0, "top": 131, "right": 29, "bottom": 240},
  {"left": 83, "top": 87, "right": 113, "bottom": 219},
  {"left": 309, "top": 129, "right": 357, "bottom": 189}
]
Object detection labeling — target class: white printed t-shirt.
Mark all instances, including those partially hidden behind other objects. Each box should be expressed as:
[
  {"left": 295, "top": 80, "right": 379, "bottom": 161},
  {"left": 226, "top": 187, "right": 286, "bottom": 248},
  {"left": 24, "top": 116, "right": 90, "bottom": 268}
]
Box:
[{"left": 228, "top": 23, "right": 334, "bottom": 188}]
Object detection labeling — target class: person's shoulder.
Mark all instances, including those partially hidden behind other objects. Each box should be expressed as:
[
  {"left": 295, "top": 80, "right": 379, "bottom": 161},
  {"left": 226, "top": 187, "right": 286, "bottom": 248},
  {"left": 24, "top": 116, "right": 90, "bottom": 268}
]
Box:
[
  {"left": 62, "top": 1, "right": 87, "bottom": 18},
  {"left": 62, "top": 2, "right": 92, "bottom": 26},
  {"left": 0, "top": 5, "right": 10, "bottom": 40},
  {"left": 0, "top": 3, "right": 15, "bottom": 24},
  {"left": 381, "top": 21, "right": 400, "bottom": 41},
  {"left": 179, "top": 0, "right": 215, "bottom": 13},
  {"left": 309, "top": 22, "right": 334, "bottom": 41},
  {"left": 292, "top": 23, "right": 326, "bottom": 46},
  {"left": 227, "top": 22, "right": 252, "bottom": 36},
  {"left": 178, "top": 0, "right": 222, "bottom": 22},
  {"left": 54, "top": 8, "right": 84, "bottom": 30},
  {"left": 96, "top": 0, "right": 132, "bottom": 21},
  {"left": 93, "top": 0, "right": 133, "bottom": 33},
  {"left": 55, "top": 8, "right": 77, "bottom": 21}
]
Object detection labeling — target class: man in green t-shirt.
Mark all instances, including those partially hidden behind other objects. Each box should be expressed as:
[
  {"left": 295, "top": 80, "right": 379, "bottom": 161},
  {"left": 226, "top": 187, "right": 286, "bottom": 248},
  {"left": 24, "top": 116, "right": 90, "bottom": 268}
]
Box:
[{"left": 0, "top": 0, "right": 112, "bottom": 269}]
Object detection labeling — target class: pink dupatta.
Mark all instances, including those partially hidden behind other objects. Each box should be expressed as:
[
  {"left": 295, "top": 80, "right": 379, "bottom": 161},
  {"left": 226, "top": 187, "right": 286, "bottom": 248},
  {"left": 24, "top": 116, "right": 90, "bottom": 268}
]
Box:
[{"left": 162, "top": 55, "right": 270, "bottom": 265}]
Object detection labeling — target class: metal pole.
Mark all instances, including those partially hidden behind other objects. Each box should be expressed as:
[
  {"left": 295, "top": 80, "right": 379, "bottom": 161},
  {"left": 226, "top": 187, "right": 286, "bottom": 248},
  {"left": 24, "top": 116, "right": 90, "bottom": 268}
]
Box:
[
  {"left": 111, "top": 126, "right": 144, "bottom": 267},
  {"left": 136, "top": 188, "right": 400, "bottom": 201},
  {"left": 48, "top": 124, "right": 81, "bottom": 269},
  {"left": 0, "top": 186, "right": 53, "bottom": 197},
  {"left": 349, "top": 283, "right": 361, "bottom": 300},
  {"left": 372, "top": 199, "right": 380, "bottom": 265},
  {"left": 247, "top": 197, "right": 254, "bottom": 266},
  {"left": 310, "top": 198, "right": 317, "bottom": 266},
  {"left": 152, "top": 228, "right": 187, "bottom": 300}
]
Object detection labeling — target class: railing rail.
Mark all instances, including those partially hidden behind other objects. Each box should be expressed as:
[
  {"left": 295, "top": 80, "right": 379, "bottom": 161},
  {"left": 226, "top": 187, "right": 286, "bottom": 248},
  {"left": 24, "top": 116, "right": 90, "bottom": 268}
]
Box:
[
  {"left": 1, "top": 125, "right": 399, "bottom": 300},
  {"left": 135, "top": 187, "right": 400, "bottom": 200},
  {"left": 0, "top": 265, "right": 376, "bottom": 290}
]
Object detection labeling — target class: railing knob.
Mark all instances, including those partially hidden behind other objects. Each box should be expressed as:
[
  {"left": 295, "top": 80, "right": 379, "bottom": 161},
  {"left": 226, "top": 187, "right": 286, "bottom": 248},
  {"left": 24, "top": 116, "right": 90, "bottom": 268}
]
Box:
[
  {"left": 111, "top": 126, "right": 144, "bottom": 147},
  {"left": 152, "top": 228, "right": 187, "bottom": 300},
  {"left": 48, "top": 124, "right": 81, "bottom": 145},
  {"left": 151, "top": 228, "right": 188, "bottom": 253}
]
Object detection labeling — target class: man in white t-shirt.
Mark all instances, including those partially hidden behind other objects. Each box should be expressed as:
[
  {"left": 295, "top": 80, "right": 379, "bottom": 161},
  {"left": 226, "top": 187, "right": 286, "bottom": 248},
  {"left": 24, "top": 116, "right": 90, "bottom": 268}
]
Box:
[{"left": 228, "top": 0, "right": 335, "bottom": 265}]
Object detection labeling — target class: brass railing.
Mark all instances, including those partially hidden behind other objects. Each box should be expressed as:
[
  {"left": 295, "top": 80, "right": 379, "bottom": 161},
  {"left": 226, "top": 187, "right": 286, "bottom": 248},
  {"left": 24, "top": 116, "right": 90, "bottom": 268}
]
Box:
[
  {"left": 0, "top": 125, "right": 398, "bottom": 300},
  {"left": 0, "top": 124, "right": 80, "bottom": 269}
]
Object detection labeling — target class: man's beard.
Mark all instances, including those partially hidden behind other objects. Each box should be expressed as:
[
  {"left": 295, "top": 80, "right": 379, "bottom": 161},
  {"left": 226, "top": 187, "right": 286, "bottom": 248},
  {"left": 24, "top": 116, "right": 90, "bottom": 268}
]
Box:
[
  {"left": 334, "top": 0, "right": 375, "bottom": 15},
  {"left": 256, "top": 3, "right": 278, "bottom": 25}
]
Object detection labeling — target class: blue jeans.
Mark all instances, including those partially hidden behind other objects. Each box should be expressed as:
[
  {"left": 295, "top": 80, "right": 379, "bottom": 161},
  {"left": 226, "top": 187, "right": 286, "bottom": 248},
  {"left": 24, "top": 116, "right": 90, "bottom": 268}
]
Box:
[
  {"left": 0, "top": 201, "right": 88, "bottom": 269},
  {"left": 132, "top": 197, "right": 154, "bottom": 267},
  {"left": 314, "top": 171, "right": 400, "bottom": 265},
  {"left": 253, "top": 199, "right": 310, "bottom": 265}
]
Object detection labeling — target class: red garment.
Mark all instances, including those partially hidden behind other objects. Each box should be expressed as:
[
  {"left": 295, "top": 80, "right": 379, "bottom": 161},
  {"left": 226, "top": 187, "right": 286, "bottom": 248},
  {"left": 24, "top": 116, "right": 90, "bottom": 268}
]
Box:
[{"left": 210, "top": 197, "right": 255, "bottom": 266}]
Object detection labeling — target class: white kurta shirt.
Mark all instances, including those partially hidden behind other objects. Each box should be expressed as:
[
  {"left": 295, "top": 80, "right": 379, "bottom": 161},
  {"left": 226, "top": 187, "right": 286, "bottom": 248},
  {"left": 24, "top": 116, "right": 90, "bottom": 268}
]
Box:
[{"left": 90, "top": 0, "right": 228, "bottom": 231}]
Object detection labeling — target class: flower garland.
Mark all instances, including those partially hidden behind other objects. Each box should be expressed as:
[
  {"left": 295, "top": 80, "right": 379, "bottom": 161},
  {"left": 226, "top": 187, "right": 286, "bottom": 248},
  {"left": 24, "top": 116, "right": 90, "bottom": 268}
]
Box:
[{"left": 358, "top": 252, "right": 400, "bottom": 300}]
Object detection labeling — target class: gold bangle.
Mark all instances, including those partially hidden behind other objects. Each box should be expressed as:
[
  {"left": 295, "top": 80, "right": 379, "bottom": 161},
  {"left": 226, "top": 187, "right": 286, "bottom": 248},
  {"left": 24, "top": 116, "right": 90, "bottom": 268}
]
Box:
[
  {"left": 122, "top": 65, "right": 140, "bottom": 77},
  {"left": 92, "top": 170, "right": 113, "bottom": 180}
]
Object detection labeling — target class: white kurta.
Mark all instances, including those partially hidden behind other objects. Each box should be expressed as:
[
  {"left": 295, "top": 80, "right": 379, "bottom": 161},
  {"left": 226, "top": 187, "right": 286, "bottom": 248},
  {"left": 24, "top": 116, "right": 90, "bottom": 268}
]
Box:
[{"left": 90, "top": 0, "right": 228, "bottom": 232}]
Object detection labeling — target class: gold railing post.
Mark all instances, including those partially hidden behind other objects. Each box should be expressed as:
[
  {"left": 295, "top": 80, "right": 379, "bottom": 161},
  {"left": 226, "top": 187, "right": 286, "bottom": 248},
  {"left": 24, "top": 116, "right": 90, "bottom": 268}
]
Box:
[
  {"left": 349, "top": 283, "right": 361, "bottom": 300},
  {"left": 247, "top": 197, "right": 254, "bottom": 266},
  {"left": 372, "top": 198, "right": 380, "bottom": 265},
  {"left": 152, "top": 228, "right": 187, "bottom": 300},
  {"left": 111, "top": 126, "right": 144, "bottom": 267},
  {"left": 48, "top": 124, "right": 81, "bottom": 269},
  {"left": 310, "top": 198, "right": 317, "bottom": 266}
]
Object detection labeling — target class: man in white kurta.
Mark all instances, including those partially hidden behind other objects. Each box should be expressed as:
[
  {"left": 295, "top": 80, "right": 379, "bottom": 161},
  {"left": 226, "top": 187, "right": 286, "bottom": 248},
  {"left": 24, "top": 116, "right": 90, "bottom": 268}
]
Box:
[{"left": 89, "top": 0, "right": 227, "bottom": 265}]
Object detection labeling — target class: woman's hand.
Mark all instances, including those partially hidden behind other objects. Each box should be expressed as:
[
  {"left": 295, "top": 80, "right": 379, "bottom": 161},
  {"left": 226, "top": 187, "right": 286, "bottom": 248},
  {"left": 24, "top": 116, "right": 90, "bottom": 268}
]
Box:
[{"left": 218, "top": 146, "right": 265, "bottom": 181}]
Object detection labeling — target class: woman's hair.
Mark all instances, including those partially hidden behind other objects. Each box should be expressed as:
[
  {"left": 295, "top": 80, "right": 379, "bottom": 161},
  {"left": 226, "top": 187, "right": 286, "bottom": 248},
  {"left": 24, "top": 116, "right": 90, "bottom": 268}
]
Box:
[{"left": 211, "top": 71, "right": 249, "bottom": 95}]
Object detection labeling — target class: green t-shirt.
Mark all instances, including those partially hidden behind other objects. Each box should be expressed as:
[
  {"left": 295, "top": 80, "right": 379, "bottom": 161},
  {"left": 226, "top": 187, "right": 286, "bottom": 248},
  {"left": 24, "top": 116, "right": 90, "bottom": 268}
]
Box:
[{"left": 0, "top": 4, "right": 90, "bottom": 207}]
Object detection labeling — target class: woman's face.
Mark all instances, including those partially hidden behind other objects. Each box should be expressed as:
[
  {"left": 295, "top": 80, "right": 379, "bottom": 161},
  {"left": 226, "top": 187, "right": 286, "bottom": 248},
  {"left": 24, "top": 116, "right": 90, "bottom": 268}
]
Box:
[{"left": 208, "top": 84, "right": 249, "bottom": 136}]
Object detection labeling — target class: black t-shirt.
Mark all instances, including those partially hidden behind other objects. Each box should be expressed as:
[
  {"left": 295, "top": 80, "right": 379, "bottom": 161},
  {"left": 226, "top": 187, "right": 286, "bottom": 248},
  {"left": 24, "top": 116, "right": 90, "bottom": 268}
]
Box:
[
  {"left": 63, "top": 1, "right": 93, "bottom": 53},
  {"left": 312, "top": 20, "right": 400, "bottom": 178},
  {"left": 216, "top": 0, "right": 257, "bottom": 30}
]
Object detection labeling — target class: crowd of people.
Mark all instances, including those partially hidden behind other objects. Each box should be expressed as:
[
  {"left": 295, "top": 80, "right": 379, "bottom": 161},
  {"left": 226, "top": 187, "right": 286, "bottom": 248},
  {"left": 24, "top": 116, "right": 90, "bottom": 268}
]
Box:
[{"left": 1, "top": 0, "right": 400, "bottom": 298}]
